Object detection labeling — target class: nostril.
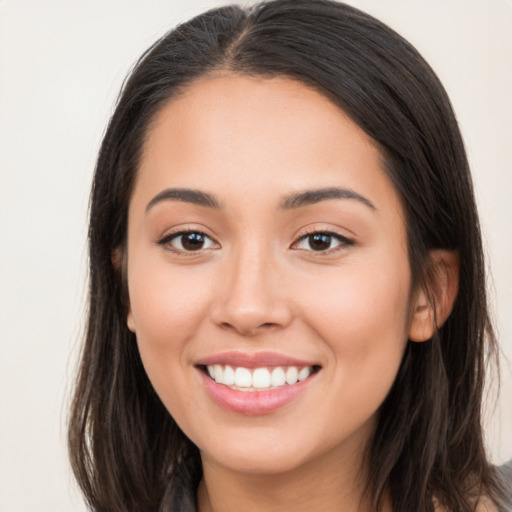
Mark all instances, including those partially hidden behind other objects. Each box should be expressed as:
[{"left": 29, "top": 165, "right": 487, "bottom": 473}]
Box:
[{"left": 218, "top": 321, "right": 280, "bottom": 336}]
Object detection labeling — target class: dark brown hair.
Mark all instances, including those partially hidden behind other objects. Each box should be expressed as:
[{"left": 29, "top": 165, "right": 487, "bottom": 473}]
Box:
[{"left": 68, "top": 1, "right": 510, "bottom": 510}]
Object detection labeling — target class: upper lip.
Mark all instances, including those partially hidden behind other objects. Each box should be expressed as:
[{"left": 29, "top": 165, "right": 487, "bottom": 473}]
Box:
[{"left": 195, "top": 351, "right": 320, "bottom": 369}]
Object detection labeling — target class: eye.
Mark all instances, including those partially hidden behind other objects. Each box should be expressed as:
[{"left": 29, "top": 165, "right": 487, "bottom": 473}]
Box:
[
  {"left": 158, "top": 230, "right": 218, "bottom": 253},
  {"left": 293, "top": 231, "right": 353, "bottom": 252}
]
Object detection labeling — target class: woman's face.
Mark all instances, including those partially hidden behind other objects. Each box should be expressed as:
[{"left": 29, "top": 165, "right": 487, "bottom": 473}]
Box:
[{"left": 126, "top": 74, "right": 414, "bottom": 475}]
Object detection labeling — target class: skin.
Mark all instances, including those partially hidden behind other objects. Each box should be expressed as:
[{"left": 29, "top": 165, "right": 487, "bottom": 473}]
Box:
[{"left": 125, "top": 74, "right": 457, "bottom": 512}]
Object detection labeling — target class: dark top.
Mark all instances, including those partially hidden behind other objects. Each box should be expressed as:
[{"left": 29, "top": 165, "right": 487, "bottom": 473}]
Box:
[
  {"left": 501, "top": 459, "right": 512, "bottom": 511},
  {"left": 165, "top": 460, "right": 512, "bottom": 511}
]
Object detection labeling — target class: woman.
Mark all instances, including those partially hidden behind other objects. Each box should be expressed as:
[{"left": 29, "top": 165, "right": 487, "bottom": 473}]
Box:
[{"left": 68, "top": 1, "right": 512, "bottom": 510}]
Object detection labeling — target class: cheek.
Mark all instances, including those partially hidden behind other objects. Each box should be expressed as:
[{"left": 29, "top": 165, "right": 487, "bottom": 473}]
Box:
[
  {"left": 303, "top": 259, "right": 410, "bottom": 336},
  {"left": 127, "top": 261, "right": 212, "bottom": 393},
  {"left": 129, "top": 259, "right": 211, "bottom": 334},
  {"left": 299, "top": 256, "right": 411, "bottom": 390},
  {"left": 301, "top": 264, "right": 410, "bottom": 437}
]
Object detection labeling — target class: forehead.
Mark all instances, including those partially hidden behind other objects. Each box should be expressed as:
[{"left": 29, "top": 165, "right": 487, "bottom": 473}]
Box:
[{"left": 134, "top": 73, "right": 402, "bottom": 218}]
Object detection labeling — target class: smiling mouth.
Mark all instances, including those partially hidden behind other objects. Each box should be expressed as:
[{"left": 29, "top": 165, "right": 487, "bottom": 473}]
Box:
[{"left": 198, "top": 364, "right": 321, "bottom": 392}]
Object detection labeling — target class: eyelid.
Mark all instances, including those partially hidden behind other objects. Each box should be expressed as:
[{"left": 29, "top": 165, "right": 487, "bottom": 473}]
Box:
[
  {"left": 155, "top": 225, "right": 354, "bottom": 255},
  {"left": 291, "top": 229, "right": 355, "bottom": 253},
  {"left": 157, "top": 227, "right": 220, "bottom": 254}
]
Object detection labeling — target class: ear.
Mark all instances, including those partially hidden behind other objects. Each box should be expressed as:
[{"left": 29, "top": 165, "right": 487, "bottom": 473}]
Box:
[
  {"left": 408, "top": 250, "right": 459, "bottom": 342},
  {"left": 111, "top": 248, "right": 136, "bottom": 333},
  {"left": 126, "top": 308, "right": 136, "bottom": 333}
]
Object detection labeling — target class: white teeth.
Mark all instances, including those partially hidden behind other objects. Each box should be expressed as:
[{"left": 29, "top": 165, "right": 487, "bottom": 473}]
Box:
[
  {"left": 213, "top": 364, "right": 223, "bottom": 383},
  {"left": 223, "top": 365, "right": 235, "bottom": 385},
  {"left": 252, "top": 368, "right": 271, "bottom": 388},
  {"left": 271, "top": 367, "right": 286, "bottom": 387},
  {"left": 205, "top": 364, "right": 315, "bottom": 390},
  {"left": 234, "top": 367, "right": 252, "bottom": 387},
  {"left": 285, "top": 367, "right": 298, "bottom": 385},
  {"left": 298, "top": 367, "right": 311, "bottom": 381}
]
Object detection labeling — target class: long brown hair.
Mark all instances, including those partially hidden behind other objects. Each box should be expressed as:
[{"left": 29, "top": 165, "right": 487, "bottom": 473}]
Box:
[{"left": 68, "top": 1, "right": 510, "bottom": 510}]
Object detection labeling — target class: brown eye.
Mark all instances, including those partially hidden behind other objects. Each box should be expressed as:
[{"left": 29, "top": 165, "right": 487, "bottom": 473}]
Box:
[
  {"left": 181, "top": 232, "right": 206, "bottom": 251},
  {"left": 159, "top": 231, "right": 217, "bottom": 253},
  {"left": 294, "top": 231, "right": 353, "bottom": 252},
  {"left": 308, "top": 233, "right": 333, "bottom": 251}
]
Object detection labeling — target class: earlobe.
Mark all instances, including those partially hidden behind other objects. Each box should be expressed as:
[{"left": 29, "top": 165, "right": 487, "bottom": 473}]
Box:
[
  {"left": 408, "top": 289, "right": 434, "bottom": 342},
  {"left": 111, "top": 248, "right": 122, "bottom": 271},
  {"left": 111, "top": 247, "right": 136, "bottom": 333},
  {"left": 408, "top": 250, "right": 460, "bottom": 342},
  {"left": 127, "top": 310, "right": 136, "bottom": 333}
]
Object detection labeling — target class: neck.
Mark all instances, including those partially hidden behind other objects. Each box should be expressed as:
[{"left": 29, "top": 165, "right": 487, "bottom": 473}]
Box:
[{"left": 197, "top": 432, "right": 390, "bottom": 512}]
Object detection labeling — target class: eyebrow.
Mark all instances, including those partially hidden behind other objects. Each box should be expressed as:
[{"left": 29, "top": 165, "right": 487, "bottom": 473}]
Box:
[
  {"left": 145, "top": 186, "right": 376, "bottom": 213},
  {"left": 146, "top": 188, "right": 222, "bottom": 212},
  {"left": 280, "top": 187, "right": 376, "bottom": 211}
]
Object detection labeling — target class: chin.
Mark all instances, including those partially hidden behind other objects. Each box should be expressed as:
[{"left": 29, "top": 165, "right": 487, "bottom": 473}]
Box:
[{"left": 203, "top": 444, "right": 313, "bottom": 476}]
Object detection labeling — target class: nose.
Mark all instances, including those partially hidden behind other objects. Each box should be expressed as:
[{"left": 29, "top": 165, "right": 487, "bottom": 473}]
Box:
[{"left": 210, "top": 244, "right": 293, "bottom": 337}]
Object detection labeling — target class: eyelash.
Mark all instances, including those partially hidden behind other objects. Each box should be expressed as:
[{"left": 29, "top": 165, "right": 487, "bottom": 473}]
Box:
[
  {"left": 157, "top": 229, "right": 218, "bottom": 254},
  {"left": 292, "top": 230, "right": 354, "bottom": 253},
  {"left": 157, "top": 229, "right": 354, "bottom": 255}
]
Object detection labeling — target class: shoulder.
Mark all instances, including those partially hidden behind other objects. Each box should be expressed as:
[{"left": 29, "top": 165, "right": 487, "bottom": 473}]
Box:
[
  {"left": 433, "top": 460, "right": 512, "bottom": 512},
  {"left": 433, "top": 495, "right": 498, "bottom": 512},
  {"left": 498, "top": 459, "right": 512, "bottom": 511},
  {"left": 501, "top": 459, "right": 512, "bottom": 478},
  {"left": 474, "top": 496, "right": 499, "bottom": 512}
]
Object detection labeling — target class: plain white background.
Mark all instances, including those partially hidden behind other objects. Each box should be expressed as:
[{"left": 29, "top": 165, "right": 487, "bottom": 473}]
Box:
[{"left": 0, "top": 1, "right": 510, "bottom": 510}]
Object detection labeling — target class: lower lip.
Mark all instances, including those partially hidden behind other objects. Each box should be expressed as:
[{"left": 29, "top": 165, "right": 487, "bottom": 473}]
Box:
[{"left": 198, "top": 369, "right": 317, "bottom": 415}]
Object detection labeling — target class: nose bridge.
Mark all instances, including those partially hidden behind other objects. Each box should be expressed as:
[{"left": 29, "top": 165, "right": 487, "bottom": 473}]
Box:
[{"left": 212, "top": 236, "right": 291, "bottom": 335}]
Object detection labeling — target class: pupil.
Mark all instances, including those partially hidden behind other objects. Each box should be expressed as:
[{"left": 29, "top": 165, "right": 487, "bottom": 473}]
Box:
[
  {"left": 309, "top": 233, "right": 331, "bottom": 251},
  {"left": 182, "top": 233, "right": 204, "bottom": 251}
]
